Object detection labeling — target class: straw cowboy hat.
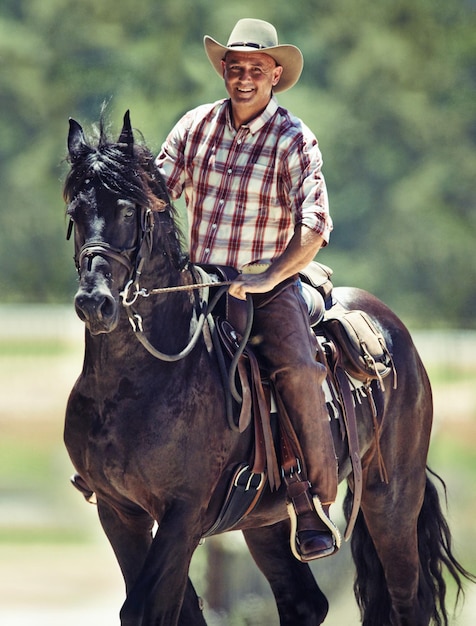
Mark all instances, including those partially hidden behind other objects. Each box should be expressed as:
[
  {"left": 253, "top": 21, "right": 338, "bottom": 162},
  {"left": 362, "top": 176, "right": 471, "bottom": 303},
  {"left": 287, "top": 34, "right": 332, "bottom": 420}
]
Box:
[{"left": 204, "top": 18, "right": 304, "bottom": 93}]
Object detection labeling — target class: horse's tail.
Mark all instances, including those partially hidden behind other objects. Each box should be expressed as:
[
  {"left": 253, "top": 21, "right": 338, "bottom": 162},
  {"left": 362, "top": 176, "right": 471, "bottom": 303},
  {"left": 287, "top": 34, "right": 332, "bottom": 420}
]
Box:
[{"left": 345, "top": 468, "right": 475, "bottom": 625}]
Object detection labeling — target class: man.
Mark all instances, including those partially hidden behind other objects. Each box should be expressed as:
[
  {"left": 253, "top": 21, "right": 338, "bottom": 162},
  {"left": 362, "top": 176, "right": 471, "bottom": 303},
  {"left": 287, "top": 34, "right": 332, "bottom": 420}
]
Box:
[{"left": 156, "top": 18, "right": 340, "bottom": 560}]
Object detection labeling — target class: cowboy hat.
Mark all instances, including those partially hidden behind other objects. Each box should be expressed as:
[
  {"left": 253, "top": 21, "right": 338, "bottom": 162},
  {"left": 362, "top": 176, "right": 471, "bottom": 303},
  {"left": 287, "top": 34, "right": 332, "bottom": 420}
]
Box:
[{"left": 203, "top": 18, "right": 303, "bottom": 93}]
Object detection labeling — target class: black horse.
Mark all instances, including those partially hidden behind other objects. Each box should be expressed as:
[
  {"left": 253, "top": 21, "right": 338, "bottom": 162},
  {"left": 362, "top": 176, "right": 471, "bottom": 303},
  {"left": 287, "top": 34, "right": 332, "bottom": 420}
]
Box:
[{"left": 63, "top": 111, "right": 473, "bottom": 626}]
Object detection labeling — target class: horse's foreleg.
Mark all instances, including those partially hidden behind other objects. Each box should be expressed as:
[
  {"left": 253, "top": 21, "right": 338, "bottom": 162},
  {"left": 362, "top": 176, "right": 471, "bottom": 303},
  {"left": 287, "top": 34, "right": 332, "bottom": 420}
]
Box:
[
  {"left": 178, "top": 578, "right": 207, "bottom": 626},
  {"left": 97, "top": 499, "right": 155, "bottom": 593},
  {"left": 118, "top": 503, "right": 205, "bottom": 626},
  {"left": 243, "top": 521, "right": 329, "bottom": 625},
  {"left": 97, "top": 500, "right": 205, "bottom": 625}
]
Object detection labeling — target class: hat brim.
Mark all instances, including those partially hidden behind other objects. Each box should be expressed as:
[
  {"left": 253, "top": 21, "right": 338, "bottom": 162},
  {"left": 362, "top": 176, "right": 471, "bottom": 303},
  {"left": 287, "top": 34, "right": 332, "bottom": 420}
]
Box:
[{"left": 204, "top": 36, "right": 303, "bottom": 93}]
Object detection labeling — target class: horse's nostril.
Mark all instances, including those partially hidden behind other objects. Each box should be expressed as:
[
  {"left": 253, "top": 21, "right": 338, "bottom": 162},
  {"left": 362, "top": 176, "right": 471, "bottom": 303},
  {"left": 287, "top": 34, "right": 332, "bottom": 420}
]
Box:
[
  {"left": 99, "top": 295, "right": 116, "bottom": 321},
  {"left": 74, "top": 293, "right": 90, "bottom": 322},
  {"left": 75, "top": 303, "right": 87, "bottom": 323}
]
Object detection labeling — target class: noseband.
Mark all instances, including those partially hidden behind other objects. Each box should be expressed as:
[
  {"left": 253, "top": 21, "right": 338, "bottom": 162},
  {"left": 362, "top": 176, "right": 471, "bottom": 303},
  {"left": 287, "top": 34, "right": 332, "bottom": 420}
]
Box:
[{"left": 78, "top": 241, "right": 138, "bottom": 273}]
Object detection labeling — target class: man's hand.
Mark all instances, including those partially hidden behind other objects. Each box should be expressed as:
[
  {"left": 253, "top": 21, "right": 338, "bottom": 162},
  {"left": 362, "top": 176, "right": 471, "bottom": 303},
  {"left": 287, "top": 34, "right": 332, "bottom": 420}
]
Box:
[{"left": 228, "top": 272, "right": 280, "bottom": 300}]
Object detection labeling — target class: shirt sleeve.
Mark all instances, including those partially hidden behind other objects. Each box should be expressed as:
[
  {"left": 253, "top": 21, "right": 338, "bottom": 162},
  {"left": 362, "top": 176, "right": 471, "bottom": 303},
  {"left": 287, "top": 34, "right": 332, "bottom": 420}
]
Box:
[
  {"left": 286, "top": 124, "right": 333, "bottom": 245},
  {"left": 155, "top": 114, "right": 189, "bottom": 200}
]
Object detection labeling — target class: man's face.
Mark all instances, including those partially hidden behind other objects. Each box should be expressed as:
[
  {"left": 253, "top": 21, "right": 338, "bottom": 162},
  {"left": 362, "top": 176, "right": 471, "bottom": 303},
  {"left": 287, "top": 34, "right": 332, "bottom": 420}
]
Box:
[{"left": 221, "top": 51, "right": 283, "bottom": 115}]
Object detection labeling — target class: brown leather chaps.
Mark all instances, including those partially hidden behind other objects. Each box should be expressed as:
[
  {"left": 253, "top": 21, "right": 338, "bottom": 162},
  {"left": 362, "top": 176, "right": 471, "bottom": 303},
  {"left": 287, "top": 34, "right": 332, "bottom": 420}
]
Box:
[{"left": 250, "top": 280, "right": 338, "bottom": 505}]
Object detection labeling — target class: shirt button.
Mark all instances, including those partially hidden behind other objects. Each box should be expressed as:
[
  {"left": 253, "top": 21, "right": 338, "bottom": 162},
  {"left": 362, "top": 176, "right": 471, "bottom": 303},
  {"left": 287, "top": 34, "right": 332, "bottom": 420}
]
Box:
[
  {"left": 204, "top": 248, "right": 210, "bottom": 254},
  {"left": 219, "top": 199, "right": 224, "bottom": 205},
  {"left": 227, "top": 168, "right": 232, "bottom": 174},
  {"left": 211, "top": 223, "right": 217, "bottom": 230},
  {"left": 237, "top": 139, "right": 242, "bottom": 145}
]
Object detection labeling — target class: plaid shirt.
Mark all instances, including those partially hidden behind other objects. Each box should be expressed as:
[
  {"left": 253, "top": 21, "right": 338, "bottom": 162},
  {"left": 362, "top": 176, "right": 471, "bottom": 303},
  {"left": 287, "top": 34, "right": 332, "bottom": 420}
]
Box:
[{"left": 155, "top": 96, "right": 332, "bottom": 269}]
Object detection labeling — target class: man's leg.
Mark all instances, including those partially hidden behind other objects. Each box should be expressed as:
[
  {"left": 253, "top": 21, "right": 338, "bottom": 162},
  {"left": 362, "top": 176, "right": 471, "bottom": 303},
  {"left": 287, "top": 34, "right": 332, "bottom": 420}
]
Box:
[{"left": 251, "top": 281, "right": 340, "bottom": 559}]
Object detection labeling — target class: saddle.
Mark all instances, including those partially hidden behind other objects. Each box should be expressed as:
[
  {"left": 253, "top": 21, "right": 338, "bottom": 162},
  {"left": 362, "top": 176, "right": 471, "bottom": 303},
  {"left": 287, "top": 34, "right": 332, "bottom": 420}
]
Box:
[{"left": 201, "top": 262, "right": 396, "bottom": 542}]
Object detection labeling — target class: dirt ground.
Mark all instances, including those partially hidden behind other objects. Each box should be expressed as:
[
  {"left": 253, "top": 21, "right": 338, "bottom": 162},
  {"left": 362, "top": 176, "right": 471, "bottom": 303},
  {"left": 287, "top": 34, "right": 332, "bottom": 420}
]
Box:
[
  {"left": 0, "top": 536, "right": 474, "bottom": 625},
  {"left": 0, "top": 543, "right": 366, "bottom": 626}
]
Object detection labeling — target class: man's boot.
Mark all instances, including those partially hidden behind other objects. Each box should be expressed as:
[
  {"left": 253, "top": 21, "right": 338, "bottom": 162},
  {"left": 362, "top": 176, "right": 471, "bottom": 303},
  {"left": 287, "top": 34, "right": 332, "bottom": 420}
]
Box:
[{"left": 284, "top": 465, "right": 341, "bottom": 561}]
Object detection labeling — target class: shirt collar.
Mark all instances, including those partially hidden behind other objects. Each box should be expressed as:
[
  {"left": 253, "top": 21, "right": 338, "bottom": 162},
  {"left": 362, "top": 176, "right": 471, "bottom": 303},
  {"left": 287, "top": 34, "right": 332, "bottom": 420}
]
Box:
[{"left": 224, "top": 96, "right": 279, "bottom": 135}]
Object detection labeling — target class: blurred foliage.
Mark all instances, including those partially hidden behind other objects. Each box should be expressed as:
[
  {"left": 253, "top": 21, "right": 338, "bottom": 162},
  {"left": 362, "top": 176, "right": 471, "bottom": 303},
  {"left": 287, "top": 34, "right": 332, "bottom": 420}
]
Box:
[{"left": 0, "top": 0, "right": 474, "bottom": 327}]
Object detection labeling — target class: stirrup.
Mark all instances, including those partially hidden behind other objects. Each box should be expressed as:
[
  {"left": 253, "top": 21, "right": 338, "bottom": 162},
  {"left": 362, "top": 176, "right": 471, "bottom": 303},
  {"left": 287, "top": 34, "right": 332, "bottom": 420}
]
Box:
[{"left": 287, "top": 495, "right": 341, "bottom": 562}]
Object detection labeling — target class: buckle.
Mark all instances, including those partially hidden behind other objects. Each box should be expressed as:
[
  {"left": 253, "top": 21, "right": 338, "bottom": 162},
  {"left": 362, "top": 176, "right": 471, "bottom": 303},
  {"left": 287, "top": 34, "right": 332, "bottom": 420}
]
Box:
[
  {"left": 234, "top": 465, "right": 265, "bottom": 491},
  {"left": 281, "top": 458, "right": 302, "bottom": 479}
]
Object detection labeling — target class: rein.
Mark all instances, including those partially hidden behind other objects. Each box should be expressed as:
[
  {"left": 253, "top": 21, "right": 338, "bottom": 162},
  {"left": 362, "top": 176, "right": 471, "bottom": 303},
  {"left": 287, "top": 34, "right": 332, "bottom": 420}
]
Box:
[
  {"left": 119, "top": 241, "right": 254, "bottom": 430},
  {"left": 121, "top": 268, "right": 254, "bottom": 433},
  {"left": 120, "top": 275, "right": 233, "bottom": 307},
  {"left": 121, "top": 266, "right": 232, "bottom": 363}
]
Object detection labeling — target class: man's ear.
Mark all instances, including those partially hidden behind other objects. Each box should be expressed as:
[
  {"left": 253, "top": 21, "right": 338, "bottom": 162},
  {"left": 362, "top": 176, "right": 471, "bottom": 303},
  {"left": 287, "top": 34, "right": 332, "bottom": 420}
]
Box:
[{"left": 272, "top": 65, "right": 283, "bottom": 87}]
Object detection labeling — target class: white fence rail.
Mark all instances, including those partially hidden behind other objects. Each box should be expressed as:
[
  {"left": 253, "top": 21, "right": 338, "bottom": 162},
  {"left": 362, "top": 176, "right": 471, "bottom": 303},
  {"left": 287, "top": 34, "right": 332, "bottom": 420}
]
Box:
[
  {"left": 0, "top": 304, "right": 83, "bottom": 344},
  {"left": 1, "top": 304, "right": 476, "bottom": 369}
]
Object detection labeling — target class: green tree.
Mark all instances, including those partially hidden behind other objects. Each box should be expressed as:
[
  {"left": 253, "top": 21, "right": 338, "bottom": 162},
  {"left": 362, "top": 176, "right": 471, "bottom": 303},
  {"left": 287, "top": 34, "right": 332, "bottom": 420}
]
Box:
[
  {"left": 282, "top": 0, "right": 476, "bottom": 327},
  {"left": 0, "top": 0, "right": 474, "bottom": 327}
]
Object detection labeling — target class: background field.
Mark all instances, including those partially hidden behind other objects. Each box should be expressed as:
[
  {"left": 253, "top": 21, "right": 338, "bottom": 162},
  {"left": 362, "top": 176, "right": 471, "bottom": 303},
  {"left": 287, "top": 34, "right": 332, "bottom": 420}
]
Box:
[{"left": 0, "top": 306, "right": 475, "bottom": 625}]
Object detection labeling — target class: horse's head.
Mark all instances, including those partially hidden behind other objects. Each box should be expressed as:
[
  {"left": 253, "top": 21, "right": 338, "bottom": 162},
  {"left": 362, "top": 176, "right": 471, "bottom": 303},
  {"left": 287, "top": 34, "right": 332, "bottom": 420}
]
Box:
[{"left": 64, "top": 111, "right": 184, "bottom": 334}]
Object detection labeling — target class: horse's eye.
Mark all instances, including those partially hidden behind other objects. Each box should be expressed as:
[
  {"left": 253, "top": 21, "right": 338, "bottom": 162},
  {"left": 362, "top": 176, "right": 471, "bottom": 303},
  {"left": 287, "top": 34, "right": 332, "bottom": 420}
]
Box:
[{"left": 117, "top": 200, "right": 136, "bottom": 219}]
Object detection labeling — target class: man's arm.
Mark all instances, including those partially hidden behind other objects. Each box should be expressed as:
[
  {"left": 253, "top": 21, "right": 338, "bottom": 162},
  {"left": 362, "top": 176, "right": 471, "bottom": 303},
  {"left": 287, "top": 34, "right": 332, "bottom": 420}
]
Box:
[{"left": 228, "top": 225, "right": 324, "bottom": 300}]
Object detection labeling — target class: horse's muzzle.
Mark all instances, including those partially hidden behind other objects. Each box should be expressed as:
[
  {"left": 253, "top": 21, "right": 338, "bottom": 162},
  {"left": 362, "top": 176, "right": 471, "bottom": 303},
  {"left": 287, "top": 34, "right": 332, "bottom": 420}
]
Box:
[{"left": 74, "top": 288, "right": 119, "bottom": 334}]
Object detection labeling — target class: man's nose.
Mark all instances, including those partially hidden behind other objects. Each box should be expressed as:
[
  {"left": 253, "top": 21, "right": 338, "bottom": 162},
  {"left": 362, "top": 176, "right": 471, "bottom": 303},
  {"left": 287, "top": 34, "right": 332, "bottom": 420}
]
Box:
[{"left": 238, "top": 68, "right": 252, "bottom": 80}]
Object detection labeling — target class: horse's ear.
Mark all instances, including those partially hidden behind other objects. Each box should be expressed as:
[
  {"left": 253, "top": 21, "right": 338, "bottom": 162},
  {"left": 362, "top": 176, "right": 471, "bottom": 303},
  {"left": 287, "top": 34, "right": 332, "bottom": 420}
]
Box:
[
  {"left": 118, "top": 110, "right": 134, "bottom": 153},
  {"left": 68, "top": 118, "right": 88, "bottom": 161}
]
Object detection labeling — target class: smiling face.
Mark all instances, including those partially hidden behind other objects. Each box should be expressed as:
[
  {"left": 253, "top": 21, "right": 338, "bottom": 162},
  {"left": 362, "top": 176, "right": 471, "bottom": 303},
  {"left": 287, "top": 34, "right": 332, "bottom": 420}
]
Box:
[{"left": 221, "top": 51, "right": 283, "bottom": 128}]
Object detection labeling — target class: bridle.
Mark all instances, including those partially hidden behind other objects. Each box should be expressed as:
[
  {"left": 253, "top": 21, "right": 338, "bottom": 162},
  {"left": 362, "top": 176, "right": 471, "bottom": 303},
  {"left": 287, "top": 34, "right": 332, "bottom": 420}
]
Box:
[{"left": 67, "top": 203, "right": 239, "bottom": 363}]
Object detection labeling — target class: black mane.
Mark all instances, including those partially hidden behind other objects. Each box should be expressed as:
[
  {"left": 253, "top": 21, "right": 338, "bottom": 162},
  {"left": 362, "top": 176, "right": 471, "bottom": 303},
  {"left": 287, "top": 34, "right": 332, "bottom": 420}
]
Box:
[{"left": 64, "top": 116, "right": 186, "bottom": 269}]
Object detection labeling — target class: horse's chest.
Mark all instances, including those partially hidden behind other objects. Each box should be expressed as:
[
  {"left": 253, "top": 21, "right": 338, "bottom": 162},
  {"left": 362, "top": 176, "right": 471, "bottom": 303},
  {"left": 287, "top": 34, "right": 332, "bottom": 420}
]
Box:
[
  {"left": 67, "top": 377, "right": 136, "bottom": 454},
  {"left": 67, "top": 377, "right": 195, "bottom": 472}
]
